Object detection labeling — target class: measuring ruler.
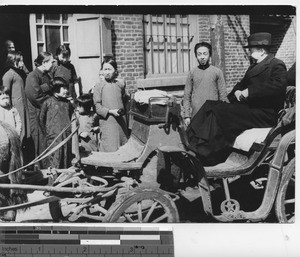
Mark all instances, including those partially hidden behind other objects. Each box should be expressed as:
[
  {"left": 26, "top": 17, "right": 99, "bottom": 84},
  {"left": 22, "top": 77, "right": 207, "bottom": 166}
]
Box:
[{"left": 0, "top": 226, "right": 174, "bottom": 256}]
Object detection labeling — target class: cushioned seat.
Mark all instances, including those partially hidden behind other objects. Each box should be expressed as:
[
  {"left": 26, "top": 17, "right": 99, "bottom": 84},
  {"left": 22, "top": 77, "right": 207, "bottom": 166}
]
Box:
[{"left": 232, "top": 127, "right": 272, "bottom": 152}]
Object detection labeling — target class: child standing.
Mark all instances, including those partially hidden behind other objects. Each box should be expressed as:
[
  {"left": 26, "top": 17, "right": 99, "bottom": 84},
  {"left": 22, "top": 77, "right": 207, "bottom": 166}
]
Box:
[
  {"left": 53, "top": 45, "right": 80, "bottom": 101},
  {"left": 93, "top": 58, "right": 128, "bottom": 152},
  {"left": 0, "top": 86, "right": 22, "bottom": 135},
  {"left": 73, "top": 93, "right": 99, "bottom": 154},
  {"left": 39, "top": 77, "right": 73, "bottom": 168}
]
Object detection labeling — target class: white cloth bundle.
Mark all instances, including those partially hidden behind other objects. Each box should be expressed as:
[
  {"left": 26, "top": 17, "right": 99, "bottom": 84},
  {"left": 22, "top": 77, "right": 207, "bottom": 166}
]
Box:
[{"left": 134, "top": 89, "right": 171, "bottom": 105}]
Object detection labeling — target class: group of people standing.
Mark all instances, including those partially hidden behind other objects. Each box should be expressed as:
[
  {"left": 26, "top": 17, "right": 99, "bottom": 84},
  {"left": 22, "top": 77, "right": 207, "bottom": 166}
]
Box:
[
  {"left": 0, "top": 40, "right": 129, "bottom": 170},
  {"left": 0, "top": 31, "right": 295, "bottom": 172}
]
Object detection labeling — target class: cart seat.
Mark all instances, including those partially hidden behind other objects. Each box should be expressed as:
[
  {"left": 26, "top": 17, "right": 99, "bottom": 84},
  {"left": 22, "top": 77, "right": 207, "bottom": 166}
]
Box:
[{"left": 80, "top": 137, "right": 145, "bottom": 170}]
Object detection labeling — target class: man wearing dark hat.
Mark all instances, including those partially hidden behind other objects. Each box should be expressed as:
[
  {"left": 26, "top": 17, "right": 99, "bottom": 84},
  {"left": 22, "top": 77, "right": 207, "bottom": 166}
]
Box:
[{"left": 186, "top": 32, "right": 287, "bottom": 165}]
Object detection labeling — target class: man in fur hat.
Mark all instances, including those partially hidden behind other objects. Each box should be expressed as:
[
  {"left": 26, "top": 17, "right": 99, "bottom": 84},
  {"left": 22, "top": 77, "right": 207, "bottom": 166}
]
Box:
[{"left": 186, "top": 32, "right": 287, "bottom": 165}]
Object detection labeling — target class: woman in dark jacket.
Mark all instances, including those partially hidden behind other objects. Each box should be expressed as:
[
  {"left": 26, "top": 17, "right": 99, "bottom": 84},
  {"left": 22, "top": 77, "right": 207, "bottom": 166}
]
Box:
[
  {"left": 186, "top": 32, "right": 287, "bottom": 165},
  {"left": 25, "top": 51, "right": 54, "bottom": 168}
]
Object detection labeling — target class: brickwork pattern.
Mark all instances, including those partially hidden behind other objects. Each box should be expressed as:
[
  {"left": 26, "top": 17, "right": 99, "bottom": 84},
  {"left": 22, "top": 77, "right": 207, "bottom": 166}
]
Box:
[
  {"left": 198, "top": 15, "right": 211, "bottom": 43},
  {"left": 223, "top": 15, "right": 250, "bottom": 90},
  {"left": 108, "top": 14, "right": 295, "bottom": 92},
  {"left": 110, "top": 14, "right": 144, "bottom": 91},
  {"left": 272, "top": 16, "right": 296, "bottom": 70}
]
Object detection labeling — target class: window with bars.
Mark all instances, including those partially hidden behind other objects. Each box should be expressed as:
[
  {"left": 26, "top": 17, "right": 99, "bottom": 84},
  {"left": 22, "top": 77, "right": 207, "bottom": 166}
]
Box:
[
  {"left": 143, "top": 14, "right": 194, "bottom": 77},
  {"left": 33, "top": 14, "right": 70, "bottom": 56}
]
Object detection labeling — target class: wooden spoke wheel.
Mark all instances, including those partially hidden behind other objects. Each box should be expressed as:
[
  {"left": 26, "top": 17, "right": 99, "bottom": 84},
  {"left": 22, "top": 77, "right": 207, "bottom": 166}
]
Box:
[
  {"left": 105, "top": 188, "right": 179, "bottom": 223},
  {"left": 275, "top": 158, "right": 295, "bottom": 223},
  {"left": 49, "top": 175, "right": 108, "bottom": 222}
]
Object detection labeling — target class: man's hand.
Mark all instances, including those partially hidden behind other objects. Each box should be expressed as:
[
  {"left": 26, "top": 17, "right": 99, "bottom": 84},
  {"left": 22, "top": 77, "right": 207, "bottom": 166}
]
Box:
[
  {"left": 234, "top": 89, "right": 248, "bottom": 102},
  {"left": 184, "top": 117, "right": 191, "bottom": 127},
  {"left": 90, "top": 126, "right": 100, "bottom": 133},
  {"left": 234, "top": 90, "right": 242, "bottom": 101},
  {"left": 80, "top": 131, "right": 89, "bottom": 139},
  {"left": 239, "top": 89, "right": 249, "bottom": 102}
]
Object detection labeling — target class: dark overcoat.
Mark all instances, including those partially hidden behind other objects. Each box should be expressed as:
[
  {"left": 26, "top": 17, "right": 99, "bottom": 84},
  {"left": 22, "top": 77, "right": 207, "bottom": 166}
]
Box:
[
  {"left": 25, "top": 68, "right": 52, "bottom": 167},
  {"left": 187, "top": 54, "right": 287, "bottom": 163},
  {"left": 39, "top": 96, "right": 73, "bottom": 168}
]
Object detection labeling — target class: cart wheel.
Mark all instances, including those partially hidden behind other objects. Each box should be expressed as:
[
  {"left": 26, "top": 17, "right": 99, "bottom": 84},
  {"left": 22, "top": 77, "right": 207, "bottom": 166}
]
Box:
[
  {"left": 49, "top": 174, "right": 109, "bottom": 222},
  {"left": 49, "top": 199, "right": 80, "bottom": 222},
  {"left": 105, "top": 188, "right": 179, "bottom": 223},
  {"left": 275, "top": 158, "right": 295, "bottom": 223}
]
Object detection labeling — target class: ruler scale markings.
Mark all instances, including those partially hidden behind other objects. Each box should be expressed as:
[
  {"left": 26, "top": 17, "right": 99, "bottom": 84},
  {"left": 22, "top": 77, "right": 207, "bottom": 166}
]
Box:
[
  {"left": 110, "top": 245, "right": 124, "bottom": 254},
  {"left": 144, "top": 245, "right": 158, "bottom": 254},
  {"left": 0, "top": 227, "right": 173, "bottom": 257},
  {"left": 100, "top": 245, "right": 112, "bottom": 254}
]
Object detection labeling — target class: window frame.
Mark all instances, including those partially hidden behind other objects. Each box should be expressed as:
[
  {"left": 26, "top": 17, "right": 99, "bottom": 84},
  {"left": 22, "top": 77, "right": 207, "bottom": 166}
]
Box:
[
  {"left": 138, "top": 14, "right": 198, "bottom": 88},
  {"left": 29, "top": 13, "right": 71, "bottom": 64}
]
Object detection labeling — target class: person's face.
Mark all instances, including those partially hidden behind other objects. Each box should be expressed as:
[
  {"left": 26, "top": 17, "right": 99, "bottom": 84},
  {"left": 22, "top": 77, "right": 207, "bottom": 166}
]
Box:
[
  {"left": 42, "top": 56, "right": 54, "bottom": 71},
  {"left": 6, "top": 42, "right": 15, "bottom": 52},
  {"left": 0, "top": 91, "right": 10, "bottom": 107},
  {"left": 196, "top": 46, "right": 210, "bottom": 66},
  {"left": 77, "top": 105, "right": 86, "bottom": 114},
  {"left": 16, "top": 57, "right": 24, "bottom": 69},
  {"left": 102, "top": 63, "right": 116, "bottom": 81},
  {"left": 57, "top": 53, "right": 69, "bottom": 64},
  {"left": 249, "top": 47, "right": 264, "bottom": 60},
  {"left": 56, "top": 86, "right": 69, "bottom": 98}
]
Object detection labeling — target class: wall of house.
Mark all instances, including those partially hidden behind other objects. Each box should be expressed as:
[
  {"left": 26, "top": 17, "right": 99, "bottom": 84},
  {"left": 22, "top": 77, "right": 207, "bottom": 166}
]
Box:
[
  {"left": 106, "top": 14, "right": 295, "bottom": 93},
  {"left": 272, "top": 16, "right": 296, "bottom": 70},
  {"left": 223, "top": 15, "right": 250, "bottom": 90},
  {"left": 110, "top": 14, "right": 144, "bottom": 92}
]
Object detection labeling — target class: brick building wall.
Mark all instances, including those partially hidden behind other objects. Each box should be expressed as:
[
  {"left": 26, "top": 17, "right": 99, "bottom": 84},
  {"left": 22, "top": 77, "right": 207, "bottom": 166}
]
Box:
[
  {"left": 198, "top": 15, "right": 211, "bottom": 43},
  {"left": 223, "top": 15, "right": 250, "bottom": 90},
  {"left": 108, "top": 14, "right": 295, "bottom": 92},
  {"left": 272, "top": 16, "right": 296, "bottom": 70},
  {"left": 110, "top": 14, "right": 144, "bottom": 92}
]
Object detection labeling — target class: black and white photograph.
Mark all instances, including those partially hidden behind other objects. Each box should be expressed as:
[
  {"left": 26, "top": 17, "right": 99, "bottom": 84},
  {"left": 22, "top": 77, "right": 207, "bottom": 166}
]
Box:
[
  {"left": 0, "top": 4, "right": 296, "bottom": 224},
  {"left": 0, "top": 3, "right": 298, "bottom": 256}
]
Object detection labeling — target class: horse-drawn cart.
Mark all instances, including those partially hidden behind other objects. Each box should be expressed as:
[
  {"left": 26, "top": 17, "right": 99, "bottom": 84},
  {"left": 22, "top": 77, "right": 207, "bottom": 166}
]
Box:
[{"left": 0, "top": 87, "right": 295, "bottom": 223}]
